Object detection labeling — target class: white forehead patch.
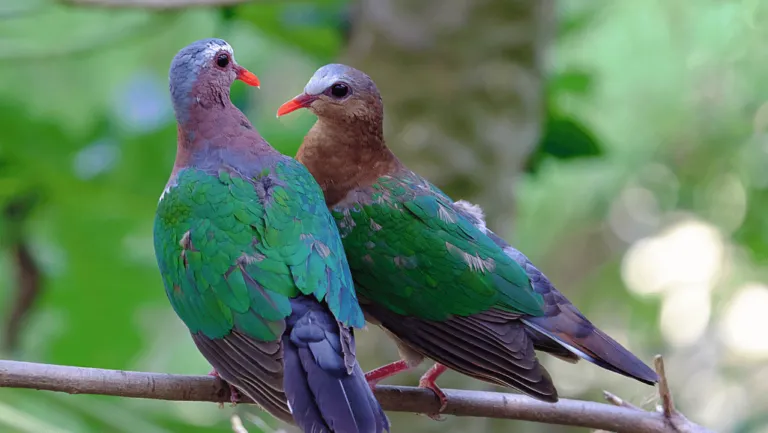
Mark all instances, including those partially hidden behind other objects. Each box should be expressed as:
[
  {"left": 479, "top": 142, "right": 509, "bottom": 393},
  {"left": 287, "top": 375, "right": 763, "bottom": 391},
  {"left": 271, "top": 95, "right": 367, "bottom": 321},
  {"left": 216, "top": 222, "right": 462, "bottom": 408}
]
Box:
[
  {"left": 203, "top": 40, "right": 235, "bottom": 63},
  {"left": 305, "top": 68, "right": 342, "bottom": 95}
]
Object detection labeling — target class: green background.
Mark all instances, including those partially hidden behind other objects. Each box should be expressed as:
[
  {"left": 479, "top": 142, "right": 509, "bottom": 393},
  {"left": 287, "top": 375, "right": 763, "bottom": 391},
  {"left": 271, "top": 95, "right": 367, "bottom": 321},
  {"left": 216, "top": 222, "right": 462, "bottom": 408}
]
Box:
[{"left": 1, "top": 1, "right": 767, "bottom": 432}]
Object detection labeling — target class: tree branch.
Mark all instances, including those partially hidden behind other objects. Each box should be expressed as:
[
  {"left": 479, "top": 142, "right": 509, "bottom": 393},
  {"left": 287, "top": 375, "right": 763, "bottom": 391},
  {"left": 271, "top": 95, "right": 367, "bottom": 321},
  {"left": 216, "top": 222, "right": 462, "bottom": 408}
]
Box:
[
  {"left": 60, "top": 0, "right": 250, "bottom": 9},
  {"left": 0, "top": 359, "right": 711, "bottom": 433}
]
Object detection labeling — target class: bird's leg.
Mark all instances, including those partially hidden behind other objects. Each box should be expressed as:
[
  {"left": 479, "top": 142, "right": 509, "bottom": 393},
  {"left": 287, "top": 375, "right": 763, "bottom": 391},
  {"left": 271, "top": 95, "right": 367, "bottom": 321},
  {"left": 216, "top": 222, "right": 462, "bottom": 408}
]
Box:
[
  {"left": 418, "top": 363, "right": 449, "bottom": 420},
  {"left": 364, "top": 359, "right": 413, "bottom": 390},
  {"left": 208, "top": 369, "right": 240, "bottom": 406}
]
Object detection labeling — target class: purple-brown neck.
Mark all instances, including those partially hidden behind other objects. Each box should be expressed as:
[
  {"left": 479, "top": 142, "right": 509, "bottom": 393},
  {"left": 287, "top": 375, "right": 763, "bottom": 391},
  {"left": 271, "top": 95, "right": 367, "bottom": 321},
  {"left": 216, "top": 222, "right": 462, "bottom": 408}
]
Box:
[
  {"left": 170, "top": 69, "right": 272, "bottom": 179},
  {"left": 296, "top": 111, "right": 401, "bottom": 207}
]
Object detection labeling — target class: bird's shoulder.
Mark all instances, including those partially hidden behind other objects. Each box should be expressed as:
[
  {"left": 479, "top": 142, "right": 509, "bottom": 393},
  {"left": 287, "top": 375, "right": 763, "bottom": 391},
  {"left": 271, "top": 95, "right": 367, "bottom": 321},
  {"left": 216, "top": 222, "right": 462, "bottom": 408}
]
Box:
[{"left": 328, "top": 171, "right": 545, "bottom": 319}]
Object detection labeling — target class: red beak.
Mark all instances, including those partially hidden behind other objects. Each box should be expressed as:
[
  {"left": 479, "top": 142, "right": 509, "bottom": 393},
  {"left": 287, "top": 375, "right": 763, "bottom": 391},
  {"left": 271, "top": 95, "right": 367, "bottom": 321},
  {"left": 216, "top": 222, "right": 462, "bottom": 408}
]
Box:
[
  {"left": 276, "top": 93, "right": 318, "bottom": 117},
  {"left": 234, "top": 65, "right": 260, "bottom": 88}
]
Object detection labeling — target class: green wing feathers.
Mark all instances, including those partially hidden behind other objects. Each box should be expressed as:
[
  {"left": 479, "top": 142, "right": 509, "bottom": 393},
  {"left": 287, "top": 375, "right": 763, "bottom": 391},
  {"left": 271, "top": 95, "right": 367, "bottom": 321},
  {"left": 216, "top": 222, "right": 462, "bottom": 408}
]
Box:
[
  {"left": 154, "top": 162, "right": 363, "bottom": 342},
  {"left": 332, "top": 175, "right": 545, "bottom": 321}
]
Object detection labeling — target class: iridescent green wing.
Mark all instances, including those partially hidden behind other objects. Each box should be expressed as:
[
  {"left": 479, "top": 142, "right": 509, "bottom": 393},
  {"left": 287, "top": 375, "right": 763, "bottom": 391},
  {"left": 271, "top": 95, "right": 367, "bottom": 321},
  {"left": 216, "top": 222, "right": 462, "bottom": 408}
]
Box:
[
  {"left": 153, "top": 161, "right": 362, "bottom": 343},
  {"left": 333, "top": 174, "right": 545, "bottom": 322}
]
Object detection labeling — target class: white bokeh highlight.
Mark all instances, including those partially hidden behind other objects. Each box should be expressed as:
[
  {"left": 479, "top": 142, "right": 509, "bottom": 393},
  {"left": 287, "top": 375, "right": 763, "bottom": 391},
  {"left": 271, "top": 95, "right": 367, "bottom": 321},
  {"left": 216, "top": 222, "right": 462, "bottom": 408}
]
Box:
[
  {"left": 621, "top": 218, "right": 723, "bottom": 345},
  {"left": 721, "top": 282, "right": 768, "bottom": 358}
]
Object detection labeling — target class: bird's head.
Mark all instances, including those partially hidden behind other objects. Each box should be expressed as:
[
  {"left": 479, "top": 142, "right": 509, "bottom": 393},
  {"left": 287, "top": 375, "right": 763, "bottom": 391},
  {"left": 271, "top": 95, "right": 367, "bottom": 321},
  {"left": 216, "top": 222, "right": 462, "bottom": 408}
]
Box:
[
  {"left": 169, "top": 38, "right": 260, "bottom": 120},
  {"left": 276, "top": 64, "right": 382, "bottom": 122}
]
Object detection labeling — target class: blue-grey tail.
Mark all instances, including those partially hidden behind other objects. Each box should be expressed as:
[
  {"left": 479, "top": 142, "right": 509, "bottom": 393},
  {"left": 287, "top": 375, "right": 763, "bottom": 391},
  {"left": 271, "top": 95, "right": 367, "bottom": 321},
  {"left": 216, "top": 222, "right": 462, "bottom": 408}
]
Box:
[{"left": 282, "top": 296, "right": 389, "bottom": 433}]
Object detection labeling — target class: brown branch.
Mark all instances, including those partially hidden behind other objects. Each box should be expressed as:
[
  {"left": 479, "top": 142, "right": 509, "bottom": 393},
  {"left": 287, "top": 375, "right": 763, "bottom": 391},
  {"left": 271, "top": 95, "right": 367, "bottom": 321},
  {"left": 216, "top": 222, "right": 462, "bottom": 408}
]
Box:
[
  {"left": 60, "top": 0, "right": 251, "bottom": 9},
  {"left": 602, "top": 356, "right": 707, "bottom": 433},
  {"left": 0, "top": 359, "right": 712, "bottom": 433}
]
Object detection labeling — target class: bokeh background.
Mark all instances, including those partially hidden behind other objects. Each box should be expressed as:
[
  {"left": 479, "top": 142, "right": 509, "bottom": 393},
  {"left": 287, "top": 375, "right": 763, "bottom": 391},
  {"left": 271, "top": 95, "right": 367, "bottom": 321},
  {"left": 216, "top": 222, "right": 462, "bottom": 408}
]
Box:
[{"left": 1, "top": 0, "right": 766, "bottom": 432}]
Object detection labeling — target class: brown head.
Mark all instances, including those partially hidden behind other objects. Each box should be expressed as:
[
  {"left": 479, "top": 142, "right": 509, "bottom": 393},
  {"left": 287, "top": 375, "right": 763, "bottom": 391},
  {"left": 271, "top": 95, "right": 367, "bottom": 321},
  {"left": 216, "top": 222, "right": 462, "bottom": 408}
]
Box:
[
  {"left": 276, "top": 63, "right": 382, "bottom": 127},
  {"left": 277, "top": 64, "right": 400, "bottom": 206}
]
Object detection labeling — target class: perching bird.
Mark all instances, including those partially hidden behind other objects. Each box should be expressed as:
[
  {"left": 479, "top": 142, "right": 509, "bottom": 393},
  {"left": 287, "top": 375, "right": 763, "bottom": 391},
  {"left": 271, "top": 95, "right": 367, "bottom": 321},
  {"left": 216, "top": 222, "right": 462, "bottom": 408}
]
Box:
[
  {"left": 276, "top": 63, "right": 658, "bottom": 412},
  {"left": 154, "top": 42, "right": 388, "bottom": 433}
]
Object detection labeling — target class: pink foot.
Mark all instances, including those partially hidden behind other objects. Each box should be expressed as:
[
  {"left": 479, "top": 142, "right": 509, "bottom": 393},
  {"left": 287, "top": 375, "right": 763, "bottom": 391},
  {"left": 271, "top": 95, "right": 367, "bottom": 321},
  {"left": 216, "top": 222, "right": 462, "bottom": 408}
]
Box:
[
  {"left": 364, "top": 359, "right": 412, "bottom": 391},
  {"left": 418, "top": 363, "right": 449, "bottom": 420},
  {"left": 209, "top": 369, "right": 240, "bottom": 406}
]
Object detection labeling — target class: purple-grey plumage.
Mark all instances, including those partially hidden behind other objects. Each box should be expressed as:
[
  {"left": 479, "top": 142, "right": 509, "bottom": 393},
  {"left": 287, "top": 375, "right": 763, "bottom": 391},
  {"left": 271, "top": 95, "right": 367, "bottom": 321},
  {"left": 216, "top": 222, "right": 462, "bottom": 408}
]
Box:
[{"left": 157, "top": 41, "right": 388, "bottom": 433}]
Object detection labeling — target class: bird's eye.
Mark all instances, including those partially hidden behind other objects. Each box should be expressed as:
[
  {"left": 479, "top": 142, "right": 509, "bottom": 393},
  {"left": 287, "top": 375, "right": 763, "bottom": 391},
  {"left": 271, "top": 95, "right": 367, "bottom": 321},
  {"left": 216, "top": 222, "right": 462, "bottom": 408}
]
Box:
[
  {"left": 330, "top": 83, "right": 349, "bottom": 98},
  {"left": 216, "top": 53, "right": 230, "bottom": 68}
]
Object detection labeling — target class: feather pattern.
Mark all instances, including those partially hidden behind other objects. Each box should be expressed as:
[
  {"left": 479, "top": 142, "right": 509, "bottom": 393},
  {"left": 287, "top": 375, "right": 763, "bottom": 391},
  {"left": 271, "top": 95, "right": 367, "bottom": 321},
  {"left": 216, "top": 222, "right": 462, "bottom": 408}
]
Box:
[
  {"left": 158, "top": 44, "right": 387, "bottom": 432},
  {"left": 453, "top": 200, "right": 659, "bottom": 385},
  {"left": 331, "top": 173, "right": 546, "bottom": 321},
  {"left": 324, "top": 171, "right": 560, "bottom": 398},
  {"left": 287, "top": 62, "right": 656, "bottom": 407},
  {"left": 283, "top": 296, "right": 389, "bottom": 433},
  {"left": 155, "top": 154, "right": 387, "bottom": 432}
]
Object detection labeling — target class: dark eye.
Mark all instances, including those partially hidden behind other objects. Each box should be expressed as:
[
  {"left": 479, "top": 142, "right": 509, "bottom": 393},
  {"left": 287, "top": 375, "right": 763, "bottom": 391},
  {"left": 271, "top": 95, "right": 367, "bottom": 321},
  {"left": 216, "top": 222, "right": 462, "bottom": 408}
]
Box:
[
  {"left": 330, "top": 83, "right": 349, "bottom": 98},
  {"left": 216, "top": 53, "right": 229, "bottom": 68}
]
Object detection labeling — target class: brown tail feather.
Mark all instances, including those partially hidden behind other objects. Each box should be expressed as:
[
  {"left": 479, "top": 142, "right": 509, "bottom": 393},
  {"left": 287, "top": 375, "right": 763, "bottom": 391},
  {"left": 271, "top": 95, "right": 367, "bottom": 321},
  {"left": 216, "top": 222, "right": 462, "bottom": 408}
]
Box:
[
  {"left": 480, "top": 230, "right": 658, "bottom": 386},
  {"left": 521, "top": 298, "right": 659, "bottom": 386},
  {"left": 525, "top": 327, "right": 580, "bottom": 363}
]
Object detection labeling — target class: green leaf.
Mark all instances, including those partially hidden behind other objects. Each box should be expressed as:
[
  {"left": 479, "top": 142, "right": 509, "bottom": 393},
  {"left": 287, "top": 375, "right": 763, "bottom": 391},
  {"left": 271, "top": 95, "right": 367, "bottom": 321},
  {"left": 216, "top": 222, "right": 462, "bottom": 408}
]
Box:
[{"left": 526, "top": 112, "right": 604, "bottom": 174}]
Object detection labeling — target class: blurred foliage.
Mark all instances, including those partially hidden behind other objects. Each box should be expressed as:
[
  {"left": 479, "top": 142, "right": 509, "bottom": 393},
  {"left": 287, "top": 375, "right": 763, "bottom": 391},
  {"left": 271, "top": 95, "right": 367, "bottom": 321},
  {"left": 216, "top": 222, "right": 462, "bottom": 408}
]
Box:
[
  {"left": 526, "top": 69, "right": 603, "bottom": 174},
  {"left": 234, "top": 0, "right": 349, "bottom": 61},
  {"left": 1, "top": 0, "right": 768, "bottom": 433}
]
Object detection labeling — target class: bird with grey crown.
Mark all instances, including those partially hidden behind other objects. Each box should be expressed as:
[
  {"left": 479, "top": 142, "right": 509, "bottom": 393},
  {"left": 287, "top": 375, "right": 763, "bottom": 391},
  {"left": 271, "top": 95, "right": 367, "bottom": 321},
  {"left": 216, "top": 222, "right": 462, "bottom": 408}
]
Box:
[
  {"left": 153, "top": 41, "right": 389, "bottom": 433},
  {"left": 276, "top": 63, "right": 658, "bottom": 414}
]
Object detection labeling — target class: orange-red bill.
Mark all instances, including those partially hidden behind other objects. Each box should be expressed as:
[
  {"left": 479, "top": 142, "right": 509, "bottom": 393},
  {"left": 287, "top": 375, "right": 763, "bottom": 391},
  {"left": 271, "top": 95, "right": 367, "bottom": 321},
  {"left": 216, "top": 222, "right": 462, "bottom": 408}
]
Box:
[
  {"left": 234, "top": 66, "right": 260, "bottom": 88},
  {"left": 276, "top": 93, "right": 317, "bottom": 117}
]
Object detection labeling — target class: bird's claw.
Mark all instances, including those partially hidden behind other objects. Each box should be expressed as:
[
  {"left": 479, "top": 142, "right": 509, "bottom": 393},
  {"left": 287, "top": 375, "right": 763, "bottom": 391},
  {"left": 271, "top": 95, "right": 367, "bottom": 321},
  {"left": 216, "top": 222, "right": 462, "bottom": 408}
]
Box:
[
  {"left": 417, "top": 363, "right": 449, "bottom": 420},
  {"left": 424, "top": 412, "right": 447, "bottom": 422},
  {"left": 227, "top": 386, "right": 241, "bottom": 406},
  {"left": 209, "top": 369, "right": 240, "bottom": 407},
  {"left": 418, "top": 375, "right": 448, "bottom": 420}
]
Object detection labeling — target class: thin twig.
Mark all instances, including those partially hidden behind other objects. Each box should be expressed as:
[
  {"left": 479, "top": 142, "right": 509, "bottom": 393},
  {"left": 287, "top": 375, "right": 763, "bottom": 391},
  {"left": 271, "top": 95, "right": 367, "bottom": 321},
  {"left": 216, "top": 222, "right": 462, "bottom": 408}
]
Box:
[
  {"left": 60, "top": 0, "right": 251, "bottom": 9},
  {"left": 655, "top": 355, "right": 675, "bottom": 419},
  {"left": 652, "top": 355, "right": 703, "bottom": 433},
  {"left": 0, "top": 359, "right": 713, "bottom": 433},
  {"left": 604, "top": 390, "right": 642, "bottom": 411}
]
